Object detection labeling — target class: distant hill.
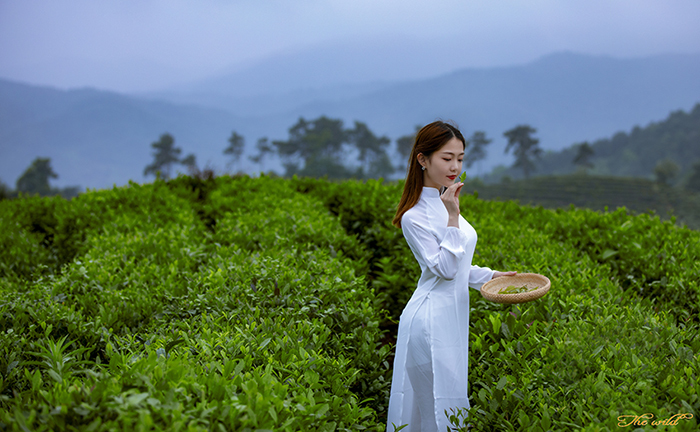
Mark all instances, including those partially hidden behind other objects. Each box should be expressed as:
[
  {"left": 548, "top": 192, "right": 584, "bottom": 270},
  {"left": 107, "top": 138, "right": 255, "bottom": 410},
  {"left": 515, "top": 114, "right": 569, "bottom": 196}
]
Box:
[
  {"left": 0, "top": 80, "right": 251, "bottom": 190},
  {"left": 155, "top": 51, "right": 700, "bottom": 171},
  {"left": 484, "top": 103, "right": 700, "bottom": 183},
  {"left": 2, "top": 51, "right": 700, "bottom": 190}
]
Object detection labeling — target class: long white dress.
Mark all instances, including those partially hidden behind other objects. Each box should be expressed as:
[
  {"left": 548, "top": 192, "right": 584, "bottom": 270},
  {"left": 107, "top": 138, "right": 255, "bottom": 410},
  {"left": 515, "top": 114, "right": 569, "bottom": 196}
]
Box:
[{"left": 386, "top": 186, "right": 494, "bottom": 432}]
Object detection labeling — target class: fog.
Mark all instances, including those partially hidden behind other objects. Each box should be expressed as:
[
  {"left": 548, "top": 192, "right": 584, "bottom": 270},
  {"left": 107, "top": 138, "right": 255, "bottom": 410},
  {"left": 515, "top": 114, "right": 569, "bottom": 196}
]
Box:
[{"left": 1, "top": 0, "right": 700, "bottom": 92}]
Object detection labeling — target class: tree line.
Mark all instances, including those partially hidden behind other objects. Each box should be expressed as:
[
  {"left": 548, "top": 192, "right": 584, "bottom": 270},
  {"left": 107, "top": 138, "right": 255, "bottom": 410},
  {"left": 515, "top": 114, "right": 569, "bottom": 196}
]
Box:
[
  {"left": 141, "top": 116, "right": 560, "bottom": 182},
  {"left": 5, "top": 113, "right": 700, "bottom": 201},
  {"left": 0, "top": 158, "right": 80, "bottom": 201},
  {"left": 509, "top": 103, "right": 700, "bottom": 189}
]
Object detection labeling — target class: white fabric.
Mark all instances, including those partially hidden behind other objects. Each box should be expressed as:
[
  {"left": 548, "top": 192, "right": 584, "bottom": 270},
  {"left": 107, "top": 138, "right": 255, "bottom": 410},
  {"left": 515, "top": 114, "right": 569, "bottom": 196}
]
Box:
[{"left": 386, "top": 186, "right": 494, "bottom": 432}]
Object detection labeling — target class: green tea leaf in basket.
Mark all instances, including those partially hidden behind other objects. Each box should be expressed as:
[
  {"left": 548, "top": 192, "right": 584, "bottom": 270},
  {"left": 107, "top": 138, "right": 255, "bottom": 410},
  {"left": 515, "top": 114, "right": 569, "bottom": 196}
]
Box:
[{"left": 499, "top": 285, "right": 537, "bottom": 294}]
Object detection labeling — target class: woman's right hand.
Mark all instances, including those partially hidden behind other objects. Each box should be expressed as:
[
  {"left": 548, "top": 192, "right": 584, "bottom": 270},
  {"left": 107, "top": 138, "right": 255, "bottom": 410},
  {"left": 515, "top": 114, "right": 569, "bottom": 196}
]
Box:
[{"left": 441, "top": 182, "right": 464, "bottom": 226}]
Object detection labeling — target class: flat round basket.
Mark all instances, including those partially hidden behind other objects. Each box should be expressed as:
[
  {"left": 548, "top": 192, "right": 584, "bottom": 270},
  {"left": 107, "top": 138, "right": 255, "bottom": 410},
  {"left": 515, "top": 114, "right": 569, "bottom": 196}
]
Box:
[{"left": 480, "top": 273, "right": 551, "bottom": 304}]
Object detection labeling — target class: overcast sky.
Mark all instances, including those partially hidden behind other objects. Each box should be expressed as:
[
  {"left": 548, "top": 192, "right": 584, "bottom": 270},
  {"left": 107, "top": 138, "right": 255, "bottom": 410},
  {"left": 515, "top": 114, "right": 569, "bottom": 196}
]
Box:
[{"left": 1, "top": 0, "right": 700, "bottom": 93}]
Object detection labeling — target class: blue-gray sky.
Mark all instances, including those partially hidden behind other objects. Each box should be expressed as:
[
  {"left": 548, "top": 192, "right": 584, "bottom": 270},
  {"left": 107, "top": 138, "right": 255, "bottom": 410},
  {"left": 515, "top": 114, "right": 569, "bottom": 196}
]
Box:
[{"left": 1, "top": 0, "right": 700, "bottom": 92}]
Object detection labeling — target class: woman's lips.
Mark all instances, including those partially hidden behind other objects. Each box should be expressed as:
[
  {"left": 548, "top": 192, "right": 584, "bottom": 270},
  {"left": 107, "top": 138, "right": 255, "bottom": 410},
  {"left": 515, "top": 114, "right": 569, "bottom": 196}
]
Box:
[{"left": 448, "top": 175, "right": 456, "bottom": 180}]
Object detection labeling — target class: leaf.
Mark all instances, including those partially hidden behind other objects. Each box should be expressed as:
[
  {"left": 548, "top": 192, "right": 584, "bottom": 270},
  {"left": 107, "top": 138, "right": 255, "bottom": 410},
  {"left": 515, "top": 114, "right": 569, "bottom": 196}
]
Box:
[
  {"left": 47, "top": 369, "right": 62, "bottom": 383},
  {"left": 259, "top": 337, "right": 272, "bottom": 350},
  {"left": 592, "top": 345, "right": 604, "bottom": 357},
  {"left": 165, "top": 337, "right": 185, "bottom": 353},
  {"left": 127, "top": 392, "right": 149, "bottom": 406},
  {"left": 268, "top": 406, "right": 278, "bottom": 423},
  {"left": 496, "top": 375, "right": 508, "bottom": 390},
  {"left": 6, "top": 361, "right": 18, "bottom": 375},
  {"left": 601, "top": 249, "right": 618, "bottom": 260},
  {"left": 500, "top": 322, "right": 511, "bottom": 339}
]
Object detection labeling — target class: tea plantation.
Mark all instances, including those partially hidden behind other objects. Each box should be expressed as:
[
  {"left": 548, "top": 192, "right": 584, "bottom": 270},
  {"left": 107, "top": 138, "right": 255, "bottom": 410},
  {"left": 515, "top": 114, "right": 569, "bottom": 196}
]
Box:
[
  {"left": 463, "top": 174, "right": 700, "bottom": 231},
  {"left": 1, "top": 175, "right": 698, "bottom": 431}
]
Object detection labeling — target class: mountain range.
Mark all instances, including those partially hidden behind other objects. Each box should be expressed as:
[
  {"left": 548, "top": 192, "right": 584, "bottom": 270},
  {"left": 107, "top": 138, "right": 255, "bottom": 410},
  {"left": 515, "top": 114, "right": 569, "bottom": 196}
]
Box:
[{"left": 1, "top": 51, "right": 700, "bottom": 190}]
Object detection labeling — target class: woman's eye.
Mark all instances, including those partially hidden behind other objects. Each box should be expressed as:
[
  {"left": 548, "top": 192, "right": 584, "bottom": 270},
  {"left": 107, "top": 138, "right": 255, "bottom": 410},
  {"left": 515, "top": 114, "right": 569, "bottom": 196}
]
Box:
[{"left": 443, "top": 158, "right": 451, "bottom": 162}]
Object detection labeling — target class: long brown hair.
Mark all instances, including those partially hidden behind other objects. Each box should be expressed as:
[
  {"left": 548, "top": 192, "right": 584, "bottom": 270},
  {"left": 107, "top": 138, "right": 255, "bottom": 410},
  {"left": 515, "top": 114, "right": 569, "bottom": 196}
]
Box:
[{"left": 392, "top": 121, "right": 466, "bottom": 228}]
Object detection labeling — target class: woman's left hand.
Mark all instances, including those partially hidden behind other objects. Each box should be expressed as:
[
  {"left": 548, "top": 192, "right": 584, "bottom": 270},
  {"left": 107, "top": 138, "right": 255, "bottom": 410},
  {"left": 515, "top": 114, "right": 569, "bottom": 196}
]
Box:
[{"left": 492, "top": 271, "right": 517, "bottom": 279}]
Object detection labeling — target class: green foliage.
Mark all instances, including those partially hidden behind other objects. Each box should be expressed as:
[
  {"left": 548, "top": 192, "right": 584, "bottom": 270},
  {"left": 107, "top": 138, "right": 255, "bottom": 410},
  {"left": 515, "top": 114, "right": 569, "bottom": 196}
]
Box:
[
  {"left": 347, "top": 121, "right": 393, "bottom": 178},
  {"left": 0, "top": 194, "right": 79, "bottom": 281},
  {"left": 573, "top": 141, "right": 595, "bottom": 170},
  {"left": 248, "top": 137, "right": 274, "bottom": 173},
  {"left": 273, "top": 116, "right": 395, "bottom": 180},
  {"left": 686, "top": 160, "right": 700, "bottom": 193},
  {"left": 504, "top": 125, "right": 542, "bottom": 178},
  {"left": 144, "top": 133, "right": 182, "bottom": 180},
  {"left": 179, "top": 153, "right": 197, "bottom": 175},
  {"left": 273, "top": 116, "right": 348, "bottom": 178},
  {"left": 1, "top": 175, "right": 699, "bottom": 431},
  {"left": 395, "top": 125, "right": 421, "bottom": 162},
  {"left": 289, "top": 177, "right": 412, "bottom": 323},
  {"left": 11, "top": 157, "right": 80, "bottom": 199},
  {"left": 454, "top": 196, "right": 699, "bottom": 431},
  {"left": 0, "top": 175, "right": 391, "bottom": 431},
  {"left": 290, "top": 177, "right": 698, "bottom": 430},
  {"left": 223, "top": 131, "right": 245, "bottom": 172},
  {"left": 16, "top": 157, "right": 57, "bottom": 196},
  {"left": 0, "top": 180, "right": 9, "bottom": 201},
  {"left": 654, "top": 158, "right": 681, "bottom": 186},
  {"left": 465, "top": 131, "right": 492, "bottom": 172}
]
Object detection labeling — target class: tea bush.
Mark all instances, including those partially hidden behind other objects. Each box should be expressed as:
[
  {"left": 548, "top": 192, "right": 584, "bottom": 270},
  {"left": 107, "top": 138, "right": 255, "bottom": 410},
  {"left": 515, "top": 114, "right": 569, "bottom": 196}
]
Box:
[
  {"left": 0, "top": 175, "right": 389, "bottom": 431},
  {"left": 290, "top": 177, "right": 699, "bottom": 431},
  {"left": 1, "top": 175, "right": 698, "bottom": 431}
]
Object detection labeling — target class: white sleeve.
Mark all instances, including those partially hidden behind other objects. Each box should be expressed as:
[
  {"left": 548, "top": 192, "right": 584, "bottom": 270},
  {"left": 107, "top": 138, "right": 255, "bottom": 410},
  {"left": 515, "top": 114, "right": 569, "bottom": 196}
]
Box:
[
  {"left": 402, "top": 215, "right": 467, "bottom": 280},
  {"left": 468, "top": 264, "right": 495, "bottom": 291}
]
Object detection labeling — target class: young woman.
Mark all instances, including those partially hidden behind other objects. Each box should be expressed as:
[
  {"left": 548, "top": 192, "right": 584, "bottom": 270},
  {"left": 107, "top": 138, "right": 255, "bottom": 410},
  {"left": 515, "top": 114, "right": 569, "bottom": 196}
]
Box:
[{"left": 387, "top": 121, "right": 516, "bottom": 432}]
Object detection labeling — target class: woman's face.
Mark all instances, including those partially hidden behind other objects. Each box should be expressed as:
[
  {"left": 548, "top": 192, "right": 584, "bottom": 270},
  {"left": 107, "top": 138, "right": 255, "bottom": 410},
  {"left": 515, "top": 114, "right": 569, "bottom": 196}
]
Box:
[{"left": 419, "top": 137, "right": 464, "bottom": 189}]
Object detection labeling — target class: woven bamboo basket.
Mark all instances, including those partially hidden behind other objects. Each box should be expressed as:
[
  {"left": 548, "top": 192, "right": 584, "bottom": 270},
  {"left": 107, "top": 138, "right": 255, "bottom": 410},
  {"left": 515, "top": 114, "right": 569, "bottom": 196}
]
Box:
[{"left": 480, "top": 273, "right": 551, "bottom": 304}]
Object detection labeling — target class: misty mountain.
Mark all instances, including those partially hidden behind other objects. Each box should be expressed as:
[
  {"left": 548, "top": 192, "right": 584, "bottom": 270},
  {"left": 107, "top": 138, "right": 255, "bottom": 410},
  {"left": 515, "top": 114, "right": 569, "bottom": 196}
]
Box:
[
  {"left": 150, "top": 38, "right": 463, "bottom": 99},
  {"left": 2, "top": 51, "right": 700, "bottom": 190},
  {"left": 0, "top": 80, "right": 253, "bottom": 189},
  {"left": 152, "top": 51, "right": 700, "bottom": 175},
  {"left": 344, "top": 51, "right": 700, "bottom": 175}
]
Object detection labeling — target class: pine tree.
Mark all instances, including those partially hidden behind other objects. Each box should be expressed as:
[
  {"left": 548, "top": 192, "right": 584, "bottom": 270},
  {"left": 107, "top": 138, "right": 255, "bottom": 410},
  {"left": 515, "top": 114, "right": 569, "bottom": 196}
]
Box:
[
  {"left": 465, "top": 131, "right": 492, "bottom": 177},
  {"left": 224, "top": 131, "right": 245, "bottom": 173},
  {"left": 573, "top": 142, "right": 595, "bottom": 172},
  {"left": 16, "top": 157, "right": 57, "bottom": 195},
  {"left": 504, "top": 125, "right": 542, "bottom": 178},
  {"left": 144, "top": 133, "right": 181, "bottom": 180}
]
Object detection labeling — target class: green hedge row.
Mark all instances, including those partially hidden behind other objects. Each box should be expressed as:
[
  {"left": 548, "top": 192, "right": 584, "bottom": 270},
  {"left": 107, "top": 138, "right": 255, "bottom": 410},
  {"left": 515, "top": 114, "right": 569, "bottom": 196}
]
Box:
[
  {"left": 0, "top": 175, "right": 390, "bottom": 431},
  {"left": 2, "top": 175, "right": 698, "bottom": 431}
]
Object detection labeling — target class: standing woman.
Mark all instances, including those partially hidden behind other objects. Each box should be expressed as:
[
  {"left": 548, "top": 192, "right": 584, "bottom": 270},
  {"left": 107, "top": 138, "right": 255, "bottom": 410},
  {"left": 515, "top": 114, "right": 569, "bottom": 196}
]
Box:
[{"left": 387, "top": 121, "right": 516, "bottom": 431}]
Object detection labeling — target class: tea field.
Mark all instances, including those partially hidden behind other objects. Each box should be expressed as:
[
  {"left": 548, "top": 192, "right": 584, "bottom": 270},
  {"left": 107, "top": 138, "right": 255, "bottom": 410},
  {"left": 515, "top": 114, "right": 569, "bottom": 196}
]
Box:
[
  {"left": 0, "top": 174, "right": 698, "bottom": 431},
  {"left": 464, "top": 174, "right": 700, "bottom": 231}
]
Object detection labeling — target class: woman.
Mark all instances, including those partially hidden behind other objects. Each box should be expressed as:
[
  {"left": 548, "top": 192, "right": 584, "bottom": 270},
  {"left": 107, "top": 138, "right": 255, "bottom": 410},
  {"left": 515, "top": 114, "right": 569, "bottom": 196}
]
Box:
[{"left": 387, "top": 121, "right": 516, "bottom": 431}]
